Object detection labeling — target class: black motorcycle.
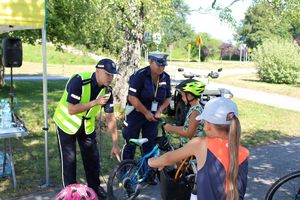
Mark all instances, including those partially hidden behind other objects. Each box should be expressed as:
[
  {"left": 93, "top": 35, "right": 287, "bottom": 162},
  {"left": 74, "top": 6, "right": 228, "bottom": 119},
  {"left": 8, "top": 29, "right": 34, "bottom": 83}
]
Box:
[{"left": 166, "top": 68, "right": 233, "bottom": 126}]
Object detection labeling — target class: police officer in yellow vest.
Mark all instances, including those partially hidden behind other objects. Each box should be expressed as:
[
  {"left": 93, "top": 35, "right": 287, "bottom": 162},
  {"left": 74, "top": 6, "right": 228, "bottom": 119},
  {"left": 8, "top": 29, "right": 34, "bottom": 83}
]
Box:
[{"left": 53, "top": 58, "right": 120, "bottom": 199}]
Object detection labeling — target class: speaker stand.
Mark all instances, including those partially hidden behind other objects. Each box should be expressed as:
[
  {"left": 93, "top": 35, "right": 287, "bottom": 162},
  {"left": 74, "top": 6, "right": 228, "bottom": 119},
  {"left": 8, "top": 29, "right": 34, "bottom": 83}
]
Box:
[{"left": 9, "top": 66, "right": 14, "bottom": 110}]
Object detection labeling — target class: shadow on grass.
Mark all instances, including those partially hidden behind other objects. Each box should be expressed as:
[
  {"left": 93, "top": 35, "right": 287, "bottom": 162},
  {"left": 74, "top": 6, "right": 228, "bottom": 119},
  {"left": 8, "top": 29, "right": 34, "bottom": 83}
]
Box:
[
  {"left": 241, "top": 78, "right": 263, "bottom": 83},
  {"left": 241, "top": 129, "right": 288, "bottom": 147},
  {"left": 0, "top": 80, "right": 70, "bottom": 199}
]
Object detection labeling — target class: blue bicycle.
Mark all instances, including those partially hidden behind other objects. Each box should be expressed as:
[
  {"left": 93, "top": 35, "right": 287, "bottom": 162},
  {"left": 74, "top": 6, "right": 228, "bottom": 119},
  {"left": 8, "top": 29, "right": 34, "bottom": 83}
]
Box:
[{"left": 107, "top": 121, "right": 172, "bottom": 200}]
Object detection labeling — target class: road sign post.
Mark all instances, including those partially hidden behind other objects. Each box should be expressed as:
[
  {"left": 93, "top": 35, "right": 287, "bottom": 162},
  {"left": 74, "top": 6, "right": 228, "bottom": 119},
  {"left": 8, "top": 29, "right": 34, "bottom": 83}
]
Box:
[
  {"left": 196, "top": 34, "right": 203, "bottom": 63},
  {"left": 169, "top": 44, "right": 174, "bottom": 64},
  {"left": 198, "top": 46, "right": 201, "bottom": 63},
  {"left": 188, "top": 44, "right": 191, "bottom": 62}
]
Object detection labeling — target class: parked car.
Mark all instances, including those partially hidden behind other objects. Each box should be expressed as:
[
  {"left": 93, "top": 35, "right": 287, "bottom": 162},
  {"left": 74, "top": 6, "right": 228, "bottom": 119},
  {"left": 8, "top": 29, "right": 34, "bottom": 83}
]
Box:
[{"left": 166, "top": 68, "right": 233, "bottom": 125}]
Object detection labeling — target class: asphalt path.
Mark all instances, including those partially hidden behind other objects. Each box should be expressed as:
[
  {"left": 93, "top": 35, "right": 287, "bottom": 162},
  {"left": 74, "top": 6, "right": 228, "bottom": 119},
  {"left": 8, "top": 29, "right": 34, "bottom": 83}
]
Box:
[
  {"left": 211, "top": 82, "right": 300, "bottom": 112},
  {"left": 11, "top": 137, "right": 300, "bottom": 200},
  {"left": 246, "top": 137, "right": 300, "bottom": 200}
]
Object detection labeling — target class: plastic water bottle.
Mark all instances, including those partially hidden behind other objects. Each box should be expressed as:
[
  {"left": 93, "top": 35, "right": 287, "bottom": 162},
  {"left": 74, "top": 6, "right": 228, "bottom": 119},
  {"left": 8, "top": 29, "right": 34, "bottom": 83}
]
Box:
[
  {"left": 2, "top": 100, "right": 12, "bottom": 129},
  {"left": 0, "top": 151, "right": 11, "bottom": 177}
]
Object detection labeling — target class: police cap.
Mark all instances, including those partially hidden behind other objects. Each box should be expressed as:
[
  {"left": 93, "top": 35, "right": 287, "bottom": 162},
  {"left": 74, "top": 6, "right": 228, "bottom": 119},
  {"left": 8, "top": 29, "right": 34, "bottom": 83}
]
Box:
[
  {"left": 96, "top": 59, "right": 119, "bottom": 75},
  {"left": 149, "top": 51, "right": 168, "bottom": 66}
]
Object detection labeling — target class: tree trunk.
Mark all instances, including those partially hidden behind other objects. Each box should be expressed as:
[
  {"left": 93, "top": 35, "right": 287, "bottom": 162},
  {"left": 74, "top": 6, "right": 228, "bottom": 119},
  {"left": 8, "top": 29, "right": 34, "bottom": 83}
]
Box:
[
  {"left": 114, "top": 2, "right": 144, "bottom": 109},
  {"left": 0, "top": 66, "right": 5, "bottom": 87}
]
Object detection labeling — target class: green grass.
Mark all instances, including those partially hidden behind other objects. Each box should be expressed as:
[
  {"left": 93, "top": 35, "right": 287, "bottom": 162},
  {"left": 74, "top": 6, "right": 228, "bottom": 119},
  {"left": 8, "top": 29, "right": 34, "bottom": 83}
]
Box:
[
  {"left": 2, "top": 43, "right": 108, "bottom": 77},
  {"left": 22, "top": 43, "right": 96, "bottom": 65},
  {"left": 214, "top": 74, "right": 300, "bottom": 99},
  {"left": 0, "top": 80, "right": 300, "bottom": 198},
  {"left": 235, "top": 98, "right": 300, "bottom": 146},
  {"left": 4, "top": 43, "right": 256, "bottom": 77},
  {"left": 0, "top": 80, "right": 123, "bottom": 199}
]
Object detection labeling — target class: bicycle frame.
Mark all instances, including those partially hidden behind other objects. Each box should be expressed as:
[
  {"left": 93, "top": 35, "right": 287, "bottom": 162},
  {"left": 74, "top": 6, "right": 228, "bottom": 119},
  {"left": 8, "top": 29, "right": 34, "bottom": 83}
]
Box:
[
  {"left": 107, "top": 120, "right": 172, "bottom": 199},
  {"left": 122, "top": 145, "right": 160, "bottom": 185}
]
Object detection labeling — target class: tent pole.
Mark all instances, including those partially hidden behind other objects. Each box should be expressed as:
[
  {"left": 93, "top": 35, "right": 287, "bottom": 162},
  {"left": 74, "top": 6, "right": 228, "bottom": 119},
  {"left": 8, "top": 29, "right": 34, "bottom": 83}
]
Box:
[{"left": 42, "top": 27, "right": 50, "bottom": 187}]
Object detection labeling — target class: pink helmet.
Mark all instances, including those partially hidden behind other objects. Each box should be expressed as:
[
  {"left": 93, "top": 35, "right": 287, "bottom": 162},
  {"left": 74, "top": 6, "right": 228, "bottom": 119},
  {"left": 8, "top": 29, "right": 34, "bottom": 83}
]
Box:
[{"left": 56, "top": 184, "right": 98, "bottom": 200}]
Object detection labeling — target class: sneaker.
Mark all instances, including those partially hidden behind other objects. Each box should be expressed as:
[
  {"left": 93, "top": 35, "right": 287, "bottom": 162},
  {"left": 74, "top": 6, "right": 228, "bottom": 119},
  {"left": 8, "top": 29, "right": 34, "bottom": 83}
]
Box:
[{"left": 95, "top": 186, "right": 107, "bottom": 199}]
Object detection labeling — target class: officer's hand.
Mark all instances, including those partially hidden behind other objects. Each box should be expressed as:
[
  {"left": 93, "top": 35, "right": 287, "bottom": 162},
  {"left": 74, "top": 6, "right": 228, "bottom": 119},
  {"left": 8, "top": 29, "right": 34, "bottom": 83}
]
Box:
[
  {"left": 154, "top": 110, "right": 162, "bottom": 119},
  {"left": 96, "top": 94, "right": 110, "bottom": 106},
  {"left": 144, "top": 110, "right": 157, "bottom": 122},
  {"left": 111, "top": 144, "right": 121, "bottom": 162}
]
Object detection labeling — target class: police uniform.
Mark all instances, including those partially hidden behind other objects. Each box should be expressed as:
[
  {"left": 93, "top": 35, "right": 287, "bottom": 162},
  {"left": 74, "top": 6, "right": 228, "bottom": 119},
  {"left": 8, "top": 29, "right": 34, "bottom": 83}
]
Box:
[
  {"left": 53, "top": 59, "right": 117, "bottom": 198},
  {"left": 122, "top": 53, "right": 171, "bottom": 161}
]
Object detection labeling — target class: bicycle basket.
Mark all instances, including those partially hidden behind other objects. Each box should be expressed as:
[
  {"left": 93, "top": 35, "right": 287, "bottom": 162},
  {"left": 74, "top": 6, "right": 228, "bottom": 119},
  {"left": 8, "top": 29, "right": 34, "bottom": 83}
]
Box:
[{"left": 158, "top": 166, "right": 193, "bottom": 200}]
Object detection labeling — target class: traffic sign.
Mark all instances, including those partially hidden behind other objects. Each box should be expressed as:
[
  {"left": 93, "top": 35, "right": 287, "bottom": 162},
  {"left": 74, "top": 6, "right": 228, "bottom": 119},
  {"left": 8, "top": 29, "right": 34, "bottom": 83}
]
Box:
[
  {"left": 153, "top": 32, "right": 162, "bottom": 45},
  {"left": 169, "top": 44, "right": 174, "bottom": 50},
  {"left": 196, "top": 34, "right": 203, "bottom": 46},
  {"left": 144, "top": 32, "right": 150, "bottom": 42}
]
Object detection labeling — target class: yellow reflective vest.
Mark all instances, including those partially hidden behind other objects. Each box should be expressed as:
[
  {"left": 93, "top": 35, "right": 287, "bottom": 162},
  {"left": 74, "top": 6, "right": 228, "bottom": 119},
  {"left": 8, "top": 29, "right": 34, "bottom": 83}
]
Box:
[{"left": 53, "top": 72, "right": 108, "bottom": 135}]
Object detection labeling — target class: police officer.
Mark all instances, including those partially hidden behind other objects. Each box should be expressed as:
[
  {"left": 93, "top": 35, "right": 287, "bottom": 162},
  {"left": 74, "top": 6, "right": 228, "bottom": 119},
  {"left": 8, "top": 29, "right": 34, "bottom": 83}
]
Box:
[
  {"left": 53, "top": 58, "right": 121, "bottom": 199},
  {"left": 121, "top": 51, "right": 171, "bottom": 185}
]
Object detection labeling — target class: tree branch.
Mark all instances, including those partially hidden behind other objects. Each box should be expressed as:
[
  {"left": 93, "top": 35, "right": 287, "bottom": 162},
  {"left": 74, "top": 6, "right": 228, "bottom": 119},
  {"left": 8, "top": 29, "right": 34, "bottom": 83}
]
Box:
[
  {"left": 226, "top": 0, "right": 241, "bottom": 8},
  {"left": 211, "top": 0, "right": 241, "bottom": 9},
  {"left": 212, "top": 0, "right": 217, "bottom": 8}
]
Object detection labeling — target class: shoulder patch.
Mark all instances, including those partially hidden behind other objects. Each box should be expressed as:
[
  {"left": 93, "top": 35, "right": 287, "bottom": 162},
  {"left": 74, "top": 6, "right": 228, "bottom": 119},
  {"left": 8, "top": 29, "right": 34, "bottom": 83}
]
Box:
[
  {"left": 159, "top": 82, "right": 166, "bottom": 86},
  {"left": 82, "top": 78, "right": 91, "bottom": 85},
  {"left": 71, "top": 93, "right": 81, "bottom": 100}
]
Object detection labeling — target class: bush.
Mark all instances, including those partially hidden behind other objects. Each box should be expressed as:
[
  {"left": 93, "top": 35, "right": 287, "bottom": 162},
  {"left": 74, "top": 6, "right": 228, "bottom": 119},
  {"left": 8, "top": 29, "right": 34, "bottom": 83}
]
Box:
[{"left": 252, "top": 38, "right": 300, "bottom": 84}]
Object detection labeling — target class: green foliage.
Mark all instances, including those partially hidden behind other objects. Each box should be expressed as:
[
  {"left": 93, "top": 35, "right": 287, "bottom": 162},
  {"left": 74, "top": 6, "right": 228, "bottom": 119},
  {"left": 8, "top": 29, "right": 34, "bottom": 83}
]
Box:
[
  {"left": 183, "top": 33, "right": 222, "bottom": 61},
  {"left": 158, "top": 0, "right": 194, "bottom": 50},
  {"left": 236, "top": 2, "right": 292, "bottom": 49},
  {"left": 167, "top": 32, "right": 223, "bottom": 61},
  {"left": 252, "top": 38, "right": 300, "bottom": 84}
]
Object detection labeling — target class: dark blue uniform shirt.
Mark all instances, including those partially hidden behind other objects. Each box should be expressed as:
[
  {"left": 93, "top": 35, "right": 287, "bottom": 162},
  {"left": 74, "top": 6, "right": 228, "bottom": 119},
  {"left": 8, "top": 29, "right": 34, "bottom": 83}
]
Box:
[
  {"left": 66, "top": 72, "right": 114, "bottom": 113},
  {"left": 128, "top": 66, "right": 171, "bottom": 110}
]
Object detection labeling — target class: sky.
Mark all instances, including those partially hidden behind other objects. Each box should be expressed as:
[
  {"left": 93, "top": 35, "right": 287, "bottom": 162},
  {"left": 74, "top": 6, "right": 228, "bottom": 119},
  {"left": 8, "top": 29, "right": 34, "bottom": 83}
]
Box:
[{"left": 185, "top": 0, "right": 253, "bottom": 43}]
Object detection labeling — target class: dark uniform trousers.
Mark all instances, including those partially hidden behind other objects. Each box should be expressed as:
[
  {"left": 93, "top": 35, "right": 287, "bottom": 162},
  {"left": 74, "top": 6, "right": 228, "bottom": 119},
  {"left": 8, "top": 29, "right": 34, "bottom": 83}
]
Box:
[
  {"left": 56, "top": 124, "right": 100, "bottom": 192},
  {"left": 122, "top": 110, "right": 158, "bottom": 161}
]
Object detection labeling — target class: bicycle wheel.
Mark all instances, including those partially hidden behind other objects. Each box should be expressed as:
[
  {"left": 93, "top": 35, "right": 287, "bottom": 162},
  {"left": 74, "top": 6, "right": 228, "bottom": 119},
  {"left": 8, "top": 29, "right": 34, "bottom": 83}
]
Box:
[
  {"left": 265, "top": 170, "right": 300, "bottom": 200},
  {"left": 107, "top": 160, "right": 143, "bottom": 200}
]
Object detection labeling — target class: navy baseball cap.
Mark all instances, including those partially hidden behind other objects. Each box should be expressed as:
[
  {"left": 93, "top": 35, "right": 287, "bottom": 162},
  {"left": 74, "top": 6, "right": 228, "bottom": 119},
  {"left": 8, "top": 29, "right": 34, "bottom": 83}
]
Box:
[
  {"left": 96, "top": 59, "right": 119, "bottom": 74},
  {"left": 149, "top": 51, "right": 168, "bottom": 66}
]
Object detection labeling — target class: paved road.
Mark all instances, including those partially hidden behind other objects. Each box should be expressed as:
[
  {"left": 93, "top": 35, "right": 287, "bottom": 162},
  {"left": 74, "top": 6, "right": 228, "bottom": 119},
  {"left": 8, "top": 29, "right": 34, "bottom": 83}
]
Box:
[
  {"left": 11, "top": 137, "right": 300, "bottom": 200},
  {"left": 246, "top": 137, "right": 300, "bottom": 200},
  {"left": 211, "top": 82, "right": 300, "bottom": 112}
]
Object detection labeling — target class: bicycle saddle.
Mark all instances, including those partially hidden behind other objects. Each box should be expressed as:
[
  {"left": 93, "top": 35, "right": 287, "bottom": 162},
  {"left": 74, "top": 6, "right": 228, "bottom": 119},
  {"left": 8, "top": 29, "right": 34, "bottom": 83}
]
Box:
[{"left": 129, "top": 138, "right": 149, "bottom": 146}]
